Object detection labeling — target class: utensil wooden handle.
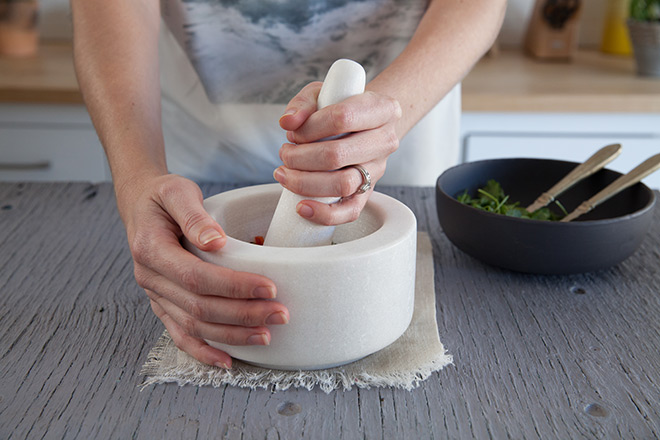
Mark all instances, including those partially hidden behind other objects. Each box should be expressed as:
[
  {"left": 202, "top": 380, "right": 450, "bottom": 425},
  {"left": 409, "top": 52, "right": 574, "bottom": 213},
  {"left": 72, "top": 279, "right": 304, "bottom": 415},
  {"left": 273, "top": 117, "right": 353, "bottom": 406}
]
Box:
[
  {"left": 526, "top": 143, "right": 622, "bottom": 213},
  {"left": 561, "top": 152, "right": 660, "bottom": 222}
]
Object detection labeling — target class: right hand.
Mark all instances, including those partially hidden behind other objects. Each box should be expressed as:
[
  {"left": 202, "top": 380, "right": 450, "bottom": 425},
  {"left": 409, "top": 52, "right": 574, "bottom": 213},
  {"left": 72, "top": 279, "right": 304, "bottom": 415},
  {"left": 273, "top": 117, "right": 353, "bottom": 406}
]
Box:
[{"left": 119, "top": 174, "right": 289, "bottom": 369}]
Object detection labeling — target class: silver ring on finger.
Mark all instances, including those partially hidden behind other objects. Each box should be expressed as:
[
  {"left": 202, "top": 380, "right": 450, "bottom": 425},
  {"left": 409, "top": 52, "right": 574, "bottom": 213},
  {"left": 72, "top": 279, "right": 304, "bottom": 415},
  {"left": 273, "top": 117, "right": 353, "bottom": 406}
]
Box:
[{"left": 351, "top": 164, "right": 372, "bottom": 195}]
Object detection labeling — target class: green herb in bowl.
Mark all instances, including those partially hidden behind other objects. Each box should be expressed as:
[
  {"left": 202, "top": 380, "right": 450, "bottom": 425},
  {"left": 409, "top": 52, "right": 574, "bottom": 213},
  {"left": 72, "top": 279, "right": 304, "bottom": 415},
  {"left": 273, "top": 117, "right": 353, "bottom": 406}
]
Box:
[{"left": 456, "top": 179, "right": 567, "bottom": 221}]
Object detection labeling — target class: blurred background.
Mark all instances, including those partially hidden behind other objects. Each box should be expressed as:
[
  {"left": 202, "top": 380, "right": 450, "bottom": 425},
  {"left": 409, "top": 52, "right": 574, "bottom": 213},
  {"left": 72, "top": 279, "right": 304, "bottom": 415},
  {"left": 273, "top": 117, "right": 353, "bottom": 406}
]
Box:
[{"left": 0, "top": 0, "right": 659, "bottom": 188}]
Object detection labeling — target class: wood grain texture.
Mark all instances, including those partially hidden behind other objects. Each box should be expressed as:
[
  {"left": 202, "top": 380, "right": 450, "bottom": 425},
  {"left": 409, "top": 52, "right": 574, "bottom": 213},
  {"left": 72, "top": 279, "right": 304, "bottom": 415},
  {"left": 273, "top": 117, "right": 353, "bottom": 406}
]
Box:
[{"left": 1, "top": 182, "right": 659, "bottom": 439}]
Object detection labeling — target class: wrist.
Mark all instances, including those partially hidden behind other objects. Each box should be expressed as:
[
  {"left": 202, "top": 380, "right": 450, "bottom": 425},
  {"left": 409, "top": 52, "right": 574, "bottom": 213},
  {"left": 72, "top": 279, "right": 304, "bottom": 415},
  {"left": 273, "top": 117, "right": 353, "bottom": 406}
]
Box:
[{"left": 113, "top": 166, "right": 167, "bottom": 225}]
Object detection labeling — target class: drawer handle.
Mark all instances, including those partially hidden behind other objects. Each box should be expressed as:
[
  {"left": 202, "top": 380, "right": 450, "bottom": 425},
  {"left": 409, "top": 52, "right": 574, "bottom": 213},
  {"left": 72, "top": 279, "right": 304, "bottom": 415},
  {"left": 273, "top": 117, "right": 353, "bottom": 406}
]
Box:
[{"left": 0, "top": 161, "right": 52, "bottom": 171}]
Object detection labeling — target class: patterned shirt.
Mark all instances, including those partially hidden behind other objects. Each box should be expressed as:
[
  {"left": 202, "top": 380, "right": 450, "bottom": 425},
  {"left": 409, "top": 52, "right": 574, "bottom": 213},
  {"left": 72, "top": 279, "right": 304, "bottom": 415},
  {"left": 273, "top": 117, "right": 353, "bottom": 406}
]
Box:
[
  {"left": 162, "top": 0, "right": 429, "bottom": 103},
  {"left": 159, "top": 0, "right": 460, "bottom": 185}
]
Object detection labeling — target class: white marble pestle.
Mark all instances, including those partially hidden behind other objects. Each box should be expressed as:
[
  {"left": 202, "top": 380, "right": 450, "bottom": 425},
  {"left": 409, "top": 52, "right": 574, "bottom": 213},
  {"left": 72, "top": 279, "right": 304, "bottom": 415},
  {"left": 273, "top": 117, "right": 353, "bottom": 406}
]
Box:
[{"left": 264, "top": 59, "right": 367, "bottom": 247}]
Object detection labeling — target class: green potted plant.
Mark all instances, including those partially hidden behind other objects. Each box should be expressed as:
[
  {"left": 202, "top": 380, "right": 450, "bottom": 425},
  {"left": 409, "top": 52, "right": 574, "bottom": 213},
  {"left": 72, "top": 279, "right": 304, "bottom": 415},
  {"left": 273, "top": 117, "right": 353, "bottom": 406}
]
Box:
[{"left": 628, "top": 0, "right": 660, "bottom": 76}]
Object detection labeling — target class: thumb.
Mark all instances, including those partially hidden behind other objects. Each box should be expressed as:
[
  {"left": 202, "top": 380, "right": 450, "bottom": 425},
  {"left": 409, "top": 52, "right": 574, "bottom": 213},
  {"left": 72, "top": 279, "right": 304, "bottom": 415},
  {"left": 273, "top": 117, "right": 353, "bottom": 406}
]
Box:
[
  {"left": 156, "top": 177, "right": 227, "bottom": 251},
  {"left": 279, "top": 81, "right": 322, "bottom": 132}
]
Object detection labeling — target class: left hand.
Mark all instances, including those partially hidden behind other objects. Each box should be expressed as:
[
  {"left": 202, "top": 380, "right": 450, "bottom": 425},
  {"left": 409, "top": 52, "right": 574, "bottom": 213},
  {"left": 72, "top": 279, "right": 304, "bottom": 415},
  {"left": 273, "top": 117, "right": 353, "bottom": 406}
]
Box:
[{"left": 276, "top": 81, "right": 402, "bottom": 226}]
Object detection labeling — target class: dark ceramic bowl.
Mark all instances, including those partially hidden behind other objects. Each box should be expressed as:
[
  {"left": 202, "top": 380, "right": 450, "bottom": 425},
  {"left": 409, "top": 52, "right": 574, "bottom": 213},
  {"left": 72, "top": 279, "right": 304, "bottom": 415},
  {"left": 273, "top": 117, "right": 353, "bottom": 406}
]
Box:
[{"left": 436, "top": 158, "right": 656, "bottom": 274}]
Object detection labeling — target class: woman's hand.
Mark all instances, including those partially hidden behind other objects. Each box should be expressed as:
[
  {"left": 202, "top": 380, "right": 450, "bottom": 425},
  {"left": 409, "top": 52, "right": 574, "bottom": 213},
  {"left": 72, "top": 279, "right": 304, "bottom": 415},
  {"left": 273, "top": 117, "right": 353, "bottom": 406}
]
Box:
[
  {"left": 276, "top": 82, "right": 402, "bottom": 226},
  {"left": 120, "top": 174, "right": 289, "bottom": 369}
]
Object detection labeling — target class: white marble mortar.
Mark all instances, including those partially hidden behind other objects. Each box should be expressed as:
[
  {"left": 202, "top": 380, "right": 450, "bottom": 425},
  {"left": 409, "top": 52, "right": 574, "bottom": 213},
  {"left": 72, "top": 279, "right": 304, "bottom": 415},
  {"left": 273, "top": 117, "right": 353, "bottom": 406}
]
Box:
[{"left": 185, "top": 184, "right": 417, "bottom": 370}]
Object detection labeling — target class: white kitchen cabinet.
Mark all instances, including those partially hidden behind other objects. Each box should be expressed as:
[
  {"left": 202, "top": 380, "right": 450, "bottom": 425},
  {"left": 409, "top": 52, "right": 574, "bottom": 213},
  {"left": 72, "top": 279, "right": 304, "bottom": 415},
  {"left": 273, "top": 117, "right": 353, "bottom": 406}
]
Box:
[
  {"left": 2, "top": 105, "right": 659, "bottom": 187},
  {"left": 461, "top": 112, "right": 660, "bottom": 189},
  {"left": 0, "top": 104, "right": 109, "bottom": 182}
]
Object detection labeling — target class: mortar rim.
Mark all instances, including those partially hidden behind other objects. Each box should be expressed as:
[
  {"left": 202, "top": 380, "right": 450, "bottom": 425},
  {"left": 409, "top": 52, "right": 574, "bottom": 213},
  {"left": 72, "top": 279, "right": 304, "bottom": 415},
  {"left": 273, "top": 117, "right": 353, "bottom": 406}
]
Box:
[{"left": 195, "top": 183, "right": 417, "bottom": 263}]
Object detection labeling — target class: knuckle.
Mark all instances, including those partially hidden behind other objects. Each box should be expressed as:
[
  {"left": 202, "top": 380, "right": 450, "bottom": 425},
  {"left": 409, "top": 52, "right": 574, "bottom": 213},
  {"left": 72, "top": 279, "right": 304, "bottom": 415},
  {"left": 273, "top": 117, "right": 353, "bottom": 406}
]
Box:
[
  {"left": 221, "top": 278, "right": 244, "bottom": 300},
  {"left": 234, "top": 306, "right": 259, "bottom": 327},
  {"left": 148, "top": 298, "right": 163, "bottom": 315},
  {"left": 385, "top": 129, "right": 400, "bottom": 154},
  {"left": 133, "top": 265, "right": 152, "bottom": 289},
  {"left": 183, "top": 296, "right": 206, "bottom": 322},
  {"left": 225, "top": 333, "right": 247, "bottom": 346},
  {"left": 346, "top": 205, "right": 361, "bottom": 223},
  {"left": 130, "top": 229, "right": 153, "bottom": 265},
  {"left": 182, "top": 210, "right": 209, "bottom": 236},
  {"left": 279, "top": 145, "right": 292, "bottom": 164},
  {"left": 338, "top": 171, "right": 359, "bottom": 198},
  {"left": 155, "top": 174, "right": 194, "bottom": 200},
  {"left": 314, "top": 209, "right": 336, "bottom": 226},
  {"left": 179, "top": 264, "right": 202, "bottom": 293},
  {"left": 179, "top": 315, "right": 199, "bottom": 337},
  {"left": 334, "top": 201, "right": 362, "bottom": 224},
  {"left": 155, "top": 176, "right": 178, "bottom": 201},
  {"left": 286, "top": 172, "right": 306, "bottom": 195},
  {"left": 172, "top": 337, "right": 186, "bottom": 352},
  {"left": 389, "top": 97, "right": 403, "bottom": 120},
  {"left": 322, "top": 142, "right": 349, "bottom": 169},
  {"left": 329, "top": 104, "right": 354, "bottom": 133},
  {"left": 216, "top": 329, "right": 248, "bottom": 346},
  {"left": 214, "top": 268, "right": 247, "bottom": 299}
]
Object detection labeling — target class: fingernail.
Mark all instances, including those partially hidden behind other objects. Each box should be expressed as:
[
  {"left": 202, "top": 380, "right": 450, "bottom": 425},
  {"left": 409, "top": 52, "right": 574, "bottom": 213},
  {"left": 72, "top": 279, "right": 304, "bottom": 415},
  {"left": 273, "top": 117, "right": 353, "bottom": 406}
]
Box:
[
  {"left": 273, "top": 167, "right": 286, "bottom": 184},
  {"left": 199, "top": 228, "right": 223, "bottom": 245},
  {"left": 266, "top": 311, "right": 289, "bottom": 325},
  {"left": 215, "top": 361, "right": 231, "bottom": 369},
  {"left": 247, "top": 333, "right": 270, "bottom": 346},
  {"left": 296, "top": 203, "right": 314, "bottom": 219},
  {"left": 280, "top": 108, "right": 296, "bottom": 121},
  {"left": 254, "top": 286, "right": 275, "bottom": 299}
]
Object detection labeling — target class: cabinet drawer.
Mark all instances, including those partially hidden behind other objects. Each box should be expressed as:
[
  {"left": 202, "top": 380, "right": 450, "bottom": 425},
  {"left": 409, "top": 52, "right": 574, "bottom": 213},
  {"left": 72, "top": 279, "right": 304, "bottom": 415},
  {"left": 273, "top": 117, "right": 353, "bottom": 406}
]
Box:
[
  {"left": 0, "top": 126, "right": 107, "bottom": 182},
  {"left": 464, "top": 135, "right": 660, "bottom": 189}
]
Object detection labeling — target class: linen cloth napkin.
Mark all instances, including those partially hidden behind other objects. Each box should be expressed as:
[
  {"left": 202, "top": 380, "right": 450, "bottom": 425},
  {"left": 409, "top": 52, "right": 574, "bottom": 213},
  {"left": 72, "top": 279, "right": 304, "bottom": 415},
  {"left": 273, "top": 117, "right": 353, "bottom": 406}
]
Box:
[{"left": 141, "top": 232, "right": 452, "bottom": 393}]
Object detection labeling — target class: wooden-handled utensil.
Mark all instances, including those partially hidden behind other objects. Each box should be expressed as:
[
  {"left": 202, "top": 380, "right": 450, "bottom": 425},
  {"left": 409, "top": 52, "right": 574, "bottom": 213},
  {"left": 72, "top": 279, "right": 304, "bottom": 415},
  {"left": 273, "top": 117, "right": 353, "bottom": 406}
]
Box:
[
  {"left": 561, "top": 153, "right": 660, "bottom": 222},
  {"left": 526, "top": 143, "right": 622, "bottom": 213}
]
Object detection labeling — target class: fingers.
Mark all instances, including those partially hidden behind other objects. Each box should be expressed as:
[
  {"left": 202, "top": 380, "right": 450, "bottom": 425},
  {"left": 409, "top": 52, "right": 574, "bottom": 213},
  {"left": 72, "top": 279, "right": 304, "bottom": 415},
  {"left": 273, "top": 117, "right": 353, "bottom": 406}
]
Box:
[
  {"left": 279, "top": 81, "right": 322, "bottom": 132},
  {"left": 140, "top": 266, "right": 289, "bottom": 327},
  {"left": 132, "top": 223, "right": 277, "bottom": 299},
  {"left": 129, "top": 175, "right": 291, "bottom": 370},
  {"left": 150, "top": 293, "right": 276, "bottom": 346},
  {"left": 150, "top": 298, "right": 233, "bottom": 368},
  {"left": 278, "top": 128, "right": 398, "bottom": 172},
  {"left": 274, "top": 160, "right": 384, "bottom": 198},
  {"left": 153, "top": 177, "right": 227, "bottom": 252},
  {"left": 274, "top": 160, "right": 379, "bottom": 226},
  {"left": 297, "top": 188, "right": 373, "bottom": 225},
  {"left": 275, "top": 88, "right": 401, "bottom": 227},
  {"left": 286, "top": 91, "right": 401, "bottom": 144}
]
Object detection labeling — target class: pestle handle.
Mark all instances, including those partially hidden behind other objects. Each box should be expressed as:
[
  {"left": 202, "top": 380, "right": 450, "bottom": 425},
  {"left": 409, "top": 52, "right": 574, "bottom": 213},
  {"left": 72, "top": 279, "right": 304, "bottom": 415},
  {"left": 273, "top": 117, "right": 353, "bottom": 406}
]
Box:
[{"left": 264, "top": 59, "right": 366, "bottom": 247}]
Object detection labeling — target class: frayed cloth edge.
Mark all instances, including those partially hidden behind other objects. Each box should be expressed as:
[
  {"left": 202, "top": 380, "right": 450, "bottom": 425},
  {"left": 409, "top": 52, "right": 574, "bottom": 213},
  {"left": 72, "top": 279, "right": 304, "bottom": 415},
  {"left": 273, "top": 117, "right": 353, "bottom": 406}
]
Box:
[{"left": 140, "top": 332, "right": 453, "bottom": 394}]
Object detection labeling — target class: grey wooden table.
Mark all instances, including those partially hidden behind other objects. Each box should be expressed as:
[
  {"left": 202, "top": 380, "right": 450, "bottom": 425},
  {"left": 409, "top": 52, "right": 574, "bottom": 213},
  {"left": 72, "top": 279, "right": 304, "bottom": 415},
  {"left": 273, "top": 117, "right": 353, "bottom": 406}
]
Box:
[{"left": 1, "top": 181, "right": 659, "bottom": 439}]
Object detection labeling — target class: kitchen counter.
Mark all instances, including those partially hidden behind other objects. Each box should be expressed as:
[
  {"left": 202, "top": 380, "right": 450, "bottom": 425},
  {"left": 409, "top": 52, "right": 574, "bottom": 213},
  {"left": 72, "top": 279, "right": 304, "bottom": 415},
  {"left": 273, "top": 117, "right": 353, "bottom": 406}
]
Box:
[
  {"left": 2, "top": 42, "right": 660, "bottom": 112},
  {"left": 0, "top": 42, "right": 81, "bottom": 104},
  {"left": 1, "top": 181, "right": 659, "bottom": 438},
  {"left": 462, "top": 49, "right": 660, "bottom": 112}
]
